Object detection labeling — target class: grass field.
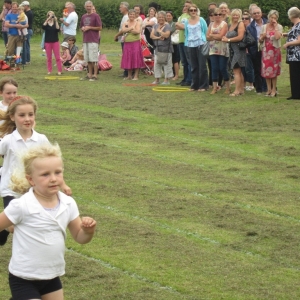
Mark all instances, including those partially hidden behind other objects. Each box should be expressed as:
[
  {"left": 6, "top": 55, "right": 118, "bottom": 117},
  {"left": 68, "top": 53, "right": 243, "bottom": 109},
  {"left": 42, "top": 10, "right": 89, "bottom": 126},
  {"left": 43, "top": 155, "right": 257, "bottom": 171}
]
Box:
[{"left": 0, "top": 31, "right": 299, "bottom": 299}]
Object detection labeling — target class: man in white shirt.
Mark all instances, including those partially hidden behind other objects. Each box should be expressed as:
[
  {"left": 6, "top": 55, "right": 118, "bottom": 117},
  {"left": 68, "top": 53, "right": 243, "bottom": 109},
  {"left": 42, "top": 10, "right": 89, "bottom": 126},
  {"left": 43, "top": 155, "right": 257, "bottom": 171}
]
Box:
[
  {"left": 60, "top": 2, "right": 78, "bottom": 42},
  {"left": 114, "top": 2, "right": 129, "bottom": 77}
]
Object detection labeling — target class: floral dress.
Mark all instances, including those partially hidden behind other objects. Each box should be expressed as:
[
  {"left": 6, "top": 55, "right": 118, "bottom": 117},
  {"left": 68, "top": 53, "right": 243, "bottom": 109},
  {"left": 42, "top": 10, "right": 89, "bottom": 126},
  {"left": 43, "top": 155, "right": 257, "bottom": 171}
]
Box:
[{"left": 261, "top": 30, "right": 281, "bottom": 78}]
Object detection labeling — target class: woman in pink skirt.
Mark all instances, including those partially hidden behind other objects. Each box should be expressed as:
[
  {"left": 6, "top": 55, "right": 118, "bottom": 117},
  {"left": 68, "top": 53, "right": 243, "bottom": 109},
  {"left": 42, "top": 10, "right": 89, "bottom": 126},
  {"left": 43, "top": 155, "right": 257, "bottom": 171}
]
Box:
[{"left": 121, "top": 9, "right": 145, "bottom": 80}]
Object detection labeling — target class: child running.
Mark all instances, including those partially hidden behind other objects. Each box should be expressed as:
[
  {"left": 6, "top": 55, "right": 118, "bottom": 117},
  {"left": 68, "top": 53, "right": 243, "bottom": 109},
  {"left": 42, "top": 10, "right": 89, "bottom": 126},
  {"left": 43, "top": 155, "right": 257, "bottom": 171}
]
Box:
[
  {"left": 0, "top": 143, "right": 96, "bottom": 300},
  {"left": 0, "top": 77, "right": 18, "bottom": 115},
  {"left": 0, "top": 95, "right": 72, "bottom": 246}
]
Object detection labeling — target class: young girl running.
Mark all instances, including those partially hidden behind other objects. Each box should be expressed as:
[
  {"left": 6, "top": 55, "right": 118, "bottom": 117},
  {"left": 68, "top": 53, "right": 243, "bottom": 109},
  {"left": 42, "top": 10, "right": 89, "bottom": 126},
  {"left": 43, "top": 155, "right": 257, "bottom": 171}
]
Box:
[
  {"left": 0, "top": 77, "right": 18, "bottom": 114},
  {"left": 0, "top": 96, "right": 71, "bottom": 246},
  {"left": 0, "top": 143, "right": 96, "bottom": 300}
]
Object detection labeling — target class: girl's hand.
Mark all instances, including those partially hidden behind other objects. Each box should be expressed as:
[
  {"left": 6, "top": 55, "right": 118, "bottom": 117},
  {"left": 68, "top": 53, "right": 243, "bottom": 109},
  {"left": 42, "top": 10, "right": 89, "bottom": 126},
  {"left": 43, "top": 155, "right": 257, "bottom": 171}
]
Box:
[
  {"left": 283, "top": 43, "right": 288, "bottom": 49},
  {"left": 81, "top": 217, "right": 97, "bottom": 233},
  {"left": 61, "top": 183, "right": 72, "bottom": 196}
]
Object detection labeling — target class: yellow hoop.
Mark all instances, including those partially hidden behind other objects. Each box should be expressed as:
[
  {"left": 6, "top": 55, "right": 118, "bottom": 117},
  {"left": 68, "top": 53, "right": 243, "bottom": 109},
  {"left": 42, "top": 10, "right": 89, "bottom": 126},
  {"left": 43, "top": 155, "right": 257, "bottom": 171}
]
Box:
[
  {"left": 152, "top": 87, "right": 190, "bottom": 92},
  {"left": 44, "top": 76, "right": 80, "bottom": 80}
]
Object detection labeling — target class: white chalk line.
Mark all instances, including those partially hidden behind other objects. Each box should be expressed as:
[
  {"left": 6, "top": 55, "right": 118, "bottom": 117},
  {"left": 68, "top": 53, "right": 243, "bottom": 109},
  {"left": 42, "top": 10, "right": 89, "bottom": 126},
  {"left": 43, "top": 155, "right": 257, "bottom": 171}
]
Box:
[
  {"left": 71, "top": 156, "right": 300, "bottom": 225},
  {"left": 75, "top": 196, "right": 300, "bottom": 272},
  {"left": 66, "top": 248, "right": 202, "bottom": 300}
]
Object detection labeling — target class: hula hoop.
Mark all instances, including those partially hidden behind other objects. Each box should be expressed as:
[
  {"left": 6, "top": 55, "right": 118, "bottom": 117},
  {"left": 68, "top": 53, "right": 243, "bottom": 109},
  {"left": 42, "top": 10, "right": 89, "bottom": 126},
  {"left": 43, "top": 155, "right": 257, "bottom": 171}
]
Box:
[
  {"left": 123, "top": 83, "right": 157, "bottom": 86},
  {"left": 152, "top": 86, "right": 190, "bottom": 92},
  {"left": 44, "top": 76, "right": 80, "bottom": 80}
]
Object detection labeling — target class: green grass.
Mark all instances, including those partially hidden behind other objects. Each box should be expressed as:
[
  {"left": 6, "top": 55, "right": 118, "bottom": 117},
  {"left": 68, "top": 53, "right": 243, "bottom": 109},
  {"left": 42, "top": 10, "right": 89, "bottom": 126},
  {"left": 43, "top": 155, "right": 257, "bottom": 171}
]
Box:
[{"left": 0, "top": 30, "right": 300, "bottom": 299}]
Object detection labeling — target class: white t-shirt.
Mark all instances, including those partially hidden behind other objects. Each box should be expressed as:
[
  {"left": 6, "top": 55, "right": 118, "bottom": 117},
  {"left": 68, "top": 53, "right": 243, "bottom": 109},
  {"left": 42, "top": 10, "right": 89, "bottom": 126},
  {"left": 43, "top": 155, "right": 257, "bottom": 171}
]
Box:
[
  {"left": 118, "top": 14, "right": 128, "bottom": 42},
  {"left": 0, "top": 129, "right": 49, "bottom": 197},
  {"left": 64, "top": 11, "right": 78, "bottom": 35},
  {"left": 5, "top": 188, "right": 79, "bottom": 280},
  {"left": 0, "top": 101, "right": 8, "bottom": 112}
]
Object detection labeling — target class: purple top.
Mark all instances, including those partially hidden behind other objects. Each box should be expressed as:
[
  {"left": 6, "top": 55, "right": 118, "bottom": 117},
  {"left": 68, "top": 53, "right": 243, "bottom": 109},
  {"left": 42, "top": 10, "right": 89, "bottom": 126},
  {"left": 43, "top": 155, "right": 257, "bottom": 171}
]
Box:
[{"left": 80, "top": 13, "right": 102, "bottom": 43}]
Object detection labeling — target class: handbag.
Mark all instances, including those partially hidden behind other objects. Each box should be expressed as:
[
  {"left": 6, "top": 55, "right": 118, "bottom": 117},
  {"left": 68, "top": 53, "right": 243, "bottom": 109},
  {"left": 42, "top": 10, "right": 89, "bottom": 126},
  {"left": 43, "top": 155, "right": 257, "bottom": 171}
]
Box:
[
  {"left": 171, "top": 30, "right": 179, "bottom": 44},
  {"left": 239, "top": 29, "right": 256, "bottom": 50},
  {"left": 156, "top": 51, "right": 169, "bottom": 64},
  {"left": 98, "top": 54, "right": 113, "bottom": 71},
  {"left": 200, "top": 41, "right": 209, "bottom": 57}
]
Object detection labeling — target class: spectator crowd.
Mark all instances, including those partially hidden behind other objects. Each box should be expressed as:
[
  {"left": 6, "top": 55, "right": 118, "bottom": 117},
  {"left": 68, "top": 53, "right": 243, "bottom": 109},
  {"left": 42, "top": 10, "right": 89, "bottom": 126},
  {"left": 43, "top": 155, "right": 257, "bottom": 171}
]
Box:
[
  {"left": 114, "top": 1, "right": 300, "bottom": 100},
  {"left": 1, "top": 0, "right": 300, "bottom": 99}
]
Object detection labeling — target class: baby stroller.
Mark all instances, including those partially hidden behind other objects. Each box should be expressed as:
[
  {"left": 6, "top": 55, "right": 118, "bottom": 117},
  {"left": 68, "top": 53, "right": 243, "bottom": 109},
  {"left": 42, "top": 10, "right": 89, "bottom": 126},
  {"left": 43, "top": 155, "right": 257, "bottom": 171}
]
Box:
[{"left": 141, "top": 38, "right": 154, "bottom": 75}]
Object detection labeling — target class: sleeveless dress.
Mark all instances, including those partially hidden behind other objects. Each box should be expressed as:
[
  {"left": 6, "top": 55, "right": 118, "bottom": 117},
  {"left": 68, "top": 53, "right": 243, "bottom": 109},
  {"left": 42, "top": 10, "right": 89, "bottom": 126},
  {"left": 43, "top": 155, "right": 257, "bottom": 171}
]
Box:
[
  {"left": 226, "top": 23, "right": 246, "bottom": 69},
  {"left": 209, "top": 21, "right": 229, "bottom": 57},
  {"left": 261, "top": 30, "right": 281, "bottom": 78}
]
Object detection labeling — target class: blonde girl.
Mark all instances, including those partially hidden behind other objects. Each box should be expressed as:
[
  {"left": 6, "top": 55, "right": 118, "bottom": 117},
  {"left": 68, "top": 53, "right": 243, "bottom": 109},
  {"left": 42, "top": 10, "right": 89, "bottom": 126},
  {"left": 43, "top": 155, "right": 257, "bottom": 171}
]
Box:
[
  {"left": 0, "top": 96, "right": 71, "bottom": 246},
  {"left": 0, "top": 143, "right": 96, "bottom": 300},
  {"left": 65, "top": 49, "right": 87, "bottom": 71}
]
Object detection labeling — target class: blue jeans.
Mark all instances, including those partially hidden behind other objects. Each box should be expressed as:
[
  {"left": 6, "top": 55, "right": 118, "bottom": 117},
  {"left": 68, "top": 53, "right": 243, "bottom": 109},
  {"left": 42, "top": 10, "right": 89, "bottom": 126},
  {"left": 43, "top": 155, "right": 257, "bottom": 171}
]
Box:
[
  {"left": 188, "top": 46, "right": 209, "bottom": 90},
  {"left": 21, "top": 29, "right": 33, "bottom": 64},
  {"left": 209, "top": 55, "right": 229, "bottom": 82},
  {"left": 121, "top": 42, "right": 128, "bottom": 77},
  {"left": 242, "top": 53, "right": 254, "bottom": 83},
  {"left": 178, "top": 43, "right": 191, "bottom": 84},
  {"left": 2, "top": 31, "right": 8, "bottom": 47}
]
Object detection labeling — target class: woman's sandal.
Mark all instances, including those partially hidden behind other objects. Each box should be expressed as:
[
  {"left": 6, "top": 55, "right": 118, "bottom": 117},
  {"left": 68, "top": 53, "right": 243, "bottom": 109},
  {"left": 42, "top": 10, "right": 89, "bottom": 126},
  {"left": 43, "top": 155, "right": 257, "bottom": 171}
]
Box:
[
  {"left": 198, "top": 89, "right": 207, "bottom": 92},
  {"left": 189, "top": 89, "right": 196, "bottom": 92},
  {"left": 229, "top": 92, "right": 240, "bottom": 97}
]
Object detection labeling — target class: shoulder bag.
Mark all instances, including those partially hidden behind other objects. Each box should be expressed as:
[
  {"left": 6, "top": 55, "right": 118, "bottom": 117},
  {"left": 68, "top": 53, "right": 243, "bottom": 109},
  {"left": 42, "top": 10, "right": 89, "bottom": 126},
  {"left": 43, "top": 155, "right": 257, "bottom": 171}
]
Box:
[{"left": 239, "top": 29, "right": 256, "bottom": 50}]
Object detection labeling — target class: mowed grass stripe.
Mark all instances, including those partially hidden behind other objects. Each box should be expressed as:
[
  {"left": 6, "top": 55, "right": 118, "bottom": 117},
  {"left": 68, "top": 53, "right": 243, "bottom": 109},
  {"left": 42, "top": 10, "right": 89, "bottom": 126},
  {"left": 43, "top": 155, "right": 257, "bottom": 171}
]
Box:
[
  {"left": 37, "top": 105, "right": 300, "bottom": 179},
  {"left": 39, "top": 100, "right": 300, "bottom": 163},
  {"left": 38, "top": 124, "right": 300, "bottom": 218},
  {"left": 64, "top": 210, "right": 300, "bottom": 300},
  {"left": 53, "top": 144, "right": 300, "bottom": 270}
]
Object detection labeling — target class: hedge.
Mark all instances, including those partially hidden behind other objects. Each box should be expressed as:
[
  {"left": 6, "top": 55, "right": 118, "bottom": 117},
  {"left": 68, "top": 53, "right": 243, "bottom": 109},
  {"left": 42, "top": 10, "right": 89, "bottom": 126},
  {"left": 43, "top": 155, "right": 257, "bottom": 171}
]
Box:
[{"left": 13, "top": 0, "right": 300, "bottom": 33}]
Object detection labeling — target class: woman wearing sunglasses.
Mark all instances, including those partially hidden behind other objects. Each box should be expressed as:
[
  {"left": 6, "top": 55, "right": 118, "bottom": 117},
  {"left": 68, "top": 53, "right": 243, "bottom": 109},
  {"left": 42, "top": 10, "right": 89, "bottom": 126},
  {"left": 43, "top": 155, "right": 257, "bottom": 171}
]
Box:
[
  {"left": 222, "top": 9, "right": 246, "bottom": 96},
  {"left": 206, "top": 7, "right": 230, "bottom": 94},
  {"left": 176, "top": 4, "right": 209, "bottom": 92}
]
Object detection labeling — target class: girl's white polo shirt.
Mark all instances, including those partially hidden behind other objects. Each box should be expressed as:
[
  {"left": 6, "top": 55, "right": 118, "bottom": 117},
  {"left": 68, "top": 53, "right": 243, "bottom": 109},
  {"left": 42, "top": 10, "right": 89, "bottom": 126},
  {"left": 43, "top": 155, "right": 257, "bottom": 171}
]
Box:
[{"left": 5, "top": 188, "right": 79, "bottom": 280}]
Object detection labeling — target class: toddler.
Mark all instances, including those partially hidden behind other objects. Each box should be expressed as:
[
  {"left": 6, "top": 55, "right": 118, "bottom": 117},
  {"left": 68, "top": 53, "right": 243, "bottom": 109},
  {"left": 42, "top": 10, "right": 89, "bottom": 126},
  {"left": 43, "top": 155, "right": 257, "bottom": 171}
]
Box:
[
  {"left": 60, "top": 41, "right": 71, "bottom": 66},
  {"left": 65, "top": 49, "right": 87, "bottom": 71},
  {"left": 16, "top": 7, "right": 27, "bottom": 37}
]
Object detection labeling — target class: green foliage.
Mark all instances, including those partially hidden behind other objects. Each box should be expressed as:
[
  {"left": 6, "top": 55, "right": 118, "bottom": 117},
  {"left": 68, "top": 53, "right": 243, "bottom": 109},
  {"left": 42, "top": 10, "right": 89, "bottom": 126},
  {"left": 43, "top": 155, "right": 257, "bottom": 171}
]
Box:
[
  {"left": 13, "top": 0, "right": 300, "bottom": 35},
  {"left": 28, "top": 0, "right": 246, "bottom": 32},
  {"left": 256, "top": 0, "right": 297, "bottom": 26}
]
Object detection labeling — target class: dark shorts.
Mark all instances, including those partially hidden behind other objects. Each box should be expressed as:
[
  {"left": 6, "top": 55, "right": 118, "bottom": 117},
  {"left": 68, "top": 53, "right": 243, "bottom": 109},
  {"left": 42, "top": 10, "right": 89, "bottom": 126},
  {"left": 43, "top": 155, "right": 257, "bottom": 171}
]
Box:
[
  {"left": 172, "top": 44, "right": 180, "bottom": 64},
  {"left": 9, "top": 273, "right": 62, "bottom": 300}
]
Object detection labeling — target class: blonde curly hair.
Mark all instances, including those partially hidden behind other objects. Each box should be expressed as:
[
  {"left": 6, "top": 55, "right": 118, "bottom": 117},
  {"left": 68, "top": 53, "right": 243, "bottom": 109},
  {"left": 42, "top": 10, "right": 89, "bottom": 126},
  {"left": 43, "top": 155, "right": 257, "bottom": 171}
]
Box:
[{"left": 10, "top": 143, "right": 63, "bottom": 195}]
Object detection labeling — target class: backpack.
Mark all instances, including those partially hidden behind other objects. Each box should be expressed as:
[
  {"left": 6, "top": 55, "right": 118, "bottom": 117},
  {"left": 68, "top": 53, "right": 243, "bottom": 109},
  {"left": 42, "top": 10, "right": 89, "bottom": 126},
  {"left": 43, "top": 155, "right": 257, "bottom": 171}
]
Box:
[{"left": 98, "top": 54, "right": 112, "bottom": 71}]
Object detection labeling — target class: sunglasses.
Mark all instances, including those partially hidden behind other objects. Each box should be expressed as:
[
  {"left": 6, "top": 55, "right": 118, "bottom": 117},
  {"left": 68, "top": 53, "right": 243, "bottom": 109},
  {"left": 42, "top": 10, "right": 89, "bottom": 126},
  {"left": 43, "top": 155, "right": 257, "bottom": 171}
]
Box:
[
  {"left": 242, "top": 17, "right": 250, "bottom": 20},
  {"left": 189, "top": 9, "right": 197, "bottom": 12},
  {"left": 214, "top": 13, "right": 222, "bottom": 16}
]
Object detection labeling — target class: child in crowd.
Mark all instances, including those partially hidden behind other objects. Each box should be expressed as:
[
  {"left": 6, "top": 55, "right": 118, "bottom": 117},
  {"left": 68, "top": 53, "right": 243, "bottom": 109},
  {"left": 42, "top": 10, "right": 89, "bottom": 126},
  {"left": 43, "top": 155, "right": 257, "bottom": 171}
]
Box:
[
  {"left": 0, "top": 77, "right": 18, "bottom": 114},
  {"left": 63, "top": 37, "right": 79, "bottom": 66},
  {"left": 0, "top": 143, "right": 96, "bottom": 299},
  {"left": 65, "top": 49, "right": 87, "bottom": 71},
  {"left": 16, "top": 6, "right": 27, "bottom": 37},
  {"left": 0, "top": 96, "right": 72, "bottom": 246},
  {"left": 60, "top": 41, "right": 71, "bottom": 66},
  {"left": 60, "top": 7, "right": 69, "bottom": 34}
]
